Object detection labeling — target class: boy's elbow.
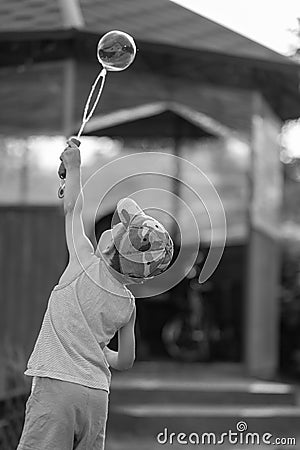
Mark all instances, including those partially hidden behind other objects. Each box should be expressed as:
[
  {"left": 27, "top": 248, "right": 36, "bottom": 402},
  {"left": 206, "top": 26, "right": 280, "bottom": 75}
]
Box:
[
  {"left": 119, "top": 362, "right": 133, "bottom": 371},
  {"left": 126, "top": 358, "right": 135, "bottom": 370},
  {"left": 118, "top": 356, "right": 135, "bottom": 371}
]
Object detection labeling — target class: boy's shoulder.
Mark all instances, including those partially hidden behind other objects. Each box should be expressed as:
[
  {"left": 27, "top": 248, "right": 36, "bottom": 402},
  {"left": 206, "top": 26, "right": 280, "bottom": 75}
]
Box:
[
  {"left": 124, "top": 286, "right": 135, "bottom": 302},
  {"left": 57, "top": 253, "right": 99, "bottom": 287}
]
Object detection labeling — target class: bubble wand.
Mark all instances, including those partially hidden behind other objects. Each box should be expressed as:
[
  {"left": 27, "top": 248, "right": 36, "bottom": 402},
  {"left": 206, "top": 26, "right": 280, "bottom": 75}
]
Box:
[{"left": 58, "top": 31, "right": 137, "bottom": 198}]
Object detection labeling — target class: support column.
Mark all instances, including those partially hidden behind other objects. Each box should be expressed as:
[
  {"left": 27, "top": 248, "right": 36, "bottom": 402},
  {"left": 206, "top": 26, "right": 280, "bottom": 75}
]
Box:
[
  {"left": 244, "top": 92, "right": 283, "bottom": 378},
  {"left": 63, "top": 59, "right": 77, "bottom": 137}
]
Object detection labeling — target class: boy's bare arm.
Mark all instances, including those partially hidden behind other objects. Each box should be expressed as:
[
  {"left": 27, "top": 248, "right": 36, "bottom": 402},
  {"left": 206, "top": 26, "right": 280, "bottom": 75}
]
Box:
[
  {"left": 60, "top": 140, "right": 94, "bottom": 263},
  {"left": 103, "top": 306, "right": 136, "bottom": 370}
]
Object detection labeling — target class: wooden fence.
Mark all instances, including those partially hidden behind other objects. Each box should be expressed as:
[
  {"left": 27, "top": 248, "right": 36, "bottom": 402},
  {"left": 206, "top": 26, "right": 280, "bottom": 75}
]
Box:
[{"left": 0, "top": 206, "right": 67, "bottom": 371}]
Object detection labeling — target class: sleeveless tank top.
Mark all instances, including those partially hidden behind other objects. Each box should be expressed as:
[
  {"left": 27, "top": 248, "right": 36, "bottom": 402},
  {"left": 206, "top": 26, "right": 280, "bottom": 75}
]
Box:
[{"left": 24, "top": 255, "right": 135, "bottom": 392}]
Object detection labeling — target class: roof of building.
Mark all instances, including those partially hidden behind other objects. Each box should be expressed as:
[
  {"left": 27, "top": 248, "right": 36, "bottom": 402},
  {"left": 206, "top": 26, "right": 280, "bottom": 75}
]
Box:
[
  {"left": 0, "top": 0, "right": 297, "bottom": 68},
  {"left": 0, "top": 0, "right": 298, "bottom": 134},
  {"left": 83, "top": 101, "right": 238, "bottom": 139}
]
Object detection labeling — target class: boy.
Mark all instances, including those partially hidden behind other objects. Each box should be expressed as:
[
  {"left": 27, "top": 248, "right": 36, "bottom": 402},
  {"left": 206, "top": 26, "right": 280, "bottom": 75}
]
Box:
[{"left": 17, "top": 139, "right": 173, "bottom": 449}]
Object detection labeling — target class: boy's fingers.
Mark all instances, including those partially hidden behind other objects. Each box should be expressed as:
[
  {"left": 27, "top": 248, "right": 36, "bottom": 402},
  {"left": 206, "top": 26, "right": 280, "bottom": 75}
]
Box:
[
  {"left": 60, "top": 148, "right": 71, "bottom": 161},
  {"left": 60, "top": 146, "right": 71, "bottom": 155},
  {"left": 66, "top": 139, "right": 79, "bottom": 149},
  {"left": 61, "top": 143, "right": 76, "bottom": 158}
]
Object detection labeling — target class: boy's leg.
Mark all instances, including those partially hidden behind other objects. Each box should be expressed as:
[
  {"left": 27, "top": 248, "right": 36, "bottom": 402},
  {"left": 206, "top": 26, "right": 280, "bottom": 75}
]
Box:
[
  {"left": 17, "top": 377, "right": 81, "bottom": 450},
  {"left": 74, "top": 387, "right": 108, "bottom": 450}
]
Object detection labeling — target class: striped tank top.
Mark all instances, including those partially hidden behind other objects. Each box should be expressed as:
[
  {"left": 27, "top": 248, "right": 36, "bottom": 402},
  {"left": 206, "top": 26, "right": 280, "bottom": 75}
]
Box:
[{"left": 24, "top": 255, "right": 135, "bottom": 392}]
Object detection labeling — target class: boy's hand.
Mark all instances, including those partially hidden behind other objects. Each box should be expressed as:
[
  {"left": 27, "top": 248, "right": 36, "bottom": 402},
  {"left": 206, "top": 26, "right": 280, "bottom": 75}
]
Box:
[{"left": 60, "top": 139, "right": 81, "bottom": 171}]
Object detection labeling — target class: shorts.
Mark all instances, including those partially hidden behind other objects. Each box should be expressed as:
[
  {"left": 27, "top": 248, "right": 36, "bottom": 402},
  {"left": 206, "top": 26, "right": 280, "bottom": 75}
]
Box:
[{"left": 17, "top": 376, "right": 108, "bottom": 450}]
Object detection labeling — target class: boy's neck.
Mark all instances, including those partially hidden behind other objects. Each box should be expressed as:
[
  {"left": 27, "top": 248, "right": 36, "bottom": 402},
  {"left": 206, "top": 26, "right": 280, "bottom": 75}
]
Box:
[
  {"left": 102, "top": 255, "right": 129, "bottom": 285},
  {"left": 107, "top": 264, "right": 128, "bottom": 285},
  {"left": 105, "top": 258, "right": 145, "bottom": 286}
]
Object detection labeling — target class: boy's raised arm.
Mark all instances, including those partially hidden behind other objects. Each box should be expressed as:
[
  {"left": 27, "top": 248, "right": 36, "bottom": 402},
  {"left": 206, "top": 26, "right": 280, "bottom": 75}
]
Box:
[{"left": 60, "top": 140, "right": 94, "bottom": 263}]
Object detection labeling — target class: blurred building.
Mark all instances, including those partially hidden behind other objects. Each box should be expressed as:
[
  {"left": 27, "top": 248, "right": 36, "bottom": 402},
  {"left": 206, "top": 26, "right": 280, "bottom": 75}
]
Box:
[{"left": 0, "top": 0, "right": 299, "bottom": 379}]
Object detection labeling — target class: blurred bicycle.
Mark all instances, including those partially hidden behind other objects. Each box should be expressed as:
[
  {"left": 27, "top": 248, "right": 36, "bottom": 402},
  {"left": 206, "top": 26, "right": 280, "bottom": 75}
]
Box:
[{"left": 162, "top": 252, "right": 220, "bottom": 362}]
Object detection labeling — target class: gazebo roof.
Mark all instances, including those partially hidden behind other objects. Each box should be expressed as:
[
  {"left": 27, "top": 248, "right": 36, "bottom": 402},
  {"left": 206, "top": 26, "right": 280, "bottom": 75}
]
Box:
[
  {"left": 83, "top": 101, "right": 236, "bottom": 139},
  {"left": 0, "top": 0, "right": 298, "bottom": 135},
  {"left": 0, "top": 0, "right": 296, "bottom": 68}
]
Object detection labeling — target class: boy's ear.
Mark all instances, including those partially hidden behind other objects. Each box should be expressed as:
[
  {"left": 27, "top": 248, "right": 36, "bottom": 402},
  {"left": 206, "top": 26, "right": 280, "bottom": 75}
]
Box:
[
  {"left": 117, "top": 198, "right": 144, "bottom": 229},
  {"left": 97, "top": 222, "right": 126, "bottom": 256},
  {"left": 97, "top": 229, "right": 114, "bottom": 256}
]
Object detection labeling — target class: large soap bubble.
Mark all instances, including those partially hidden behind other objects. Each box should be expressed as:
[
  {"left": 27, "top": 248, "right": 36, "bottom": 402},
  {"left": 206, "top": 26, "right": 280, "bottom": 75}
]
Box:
[
  {"left": 97, "top": 30, "right": 136, "bottom": 71},
  {"left": 58, "top": 30, "right": 137, "bottom": 198}
]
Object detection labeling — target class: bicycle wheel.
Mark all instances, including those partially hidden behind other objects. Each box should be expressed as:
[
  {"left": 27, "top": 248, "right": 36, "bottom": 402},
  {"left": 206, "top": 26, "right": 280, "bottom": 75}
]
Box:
[{"left": 162, "top": 315, "right": 211, "bottom": 362}]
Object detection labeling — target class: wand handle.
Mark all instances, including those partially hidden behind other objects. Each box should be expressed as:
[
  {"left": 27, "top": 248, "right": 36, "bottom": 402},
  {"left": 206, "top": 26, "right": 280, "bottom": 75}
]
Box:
[
  {"left": 58, "top": 137, "right": 81, "bottom": 180},
  {"left": 57, "top": 68, "right": 106, "bottom": 199}
]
